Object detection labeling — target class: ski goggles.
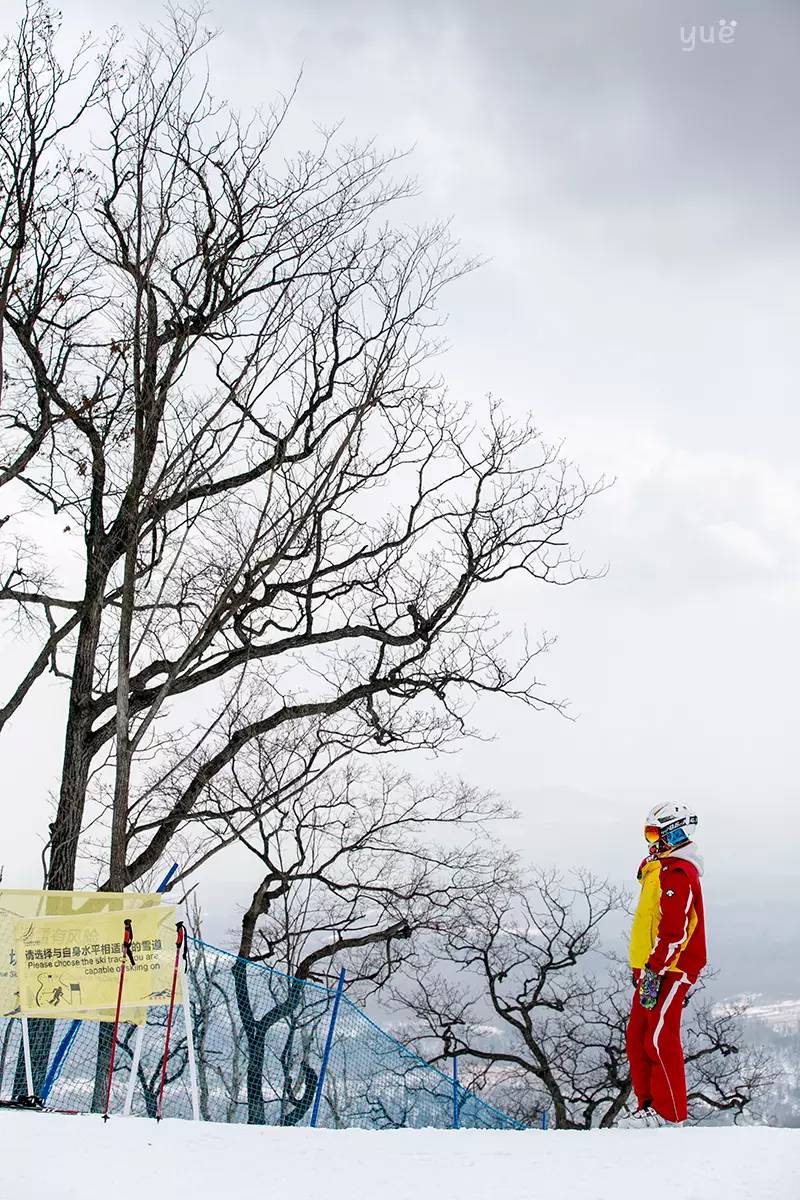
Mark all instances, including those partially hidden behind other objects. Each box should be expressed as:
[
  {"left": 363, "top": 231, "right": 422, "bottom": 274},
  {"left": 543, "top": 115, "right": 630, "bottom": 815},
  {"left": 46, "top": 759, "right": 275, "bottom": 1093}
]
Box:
[{"left": 645, "top": 823, "right": 690, "bottom": 847}]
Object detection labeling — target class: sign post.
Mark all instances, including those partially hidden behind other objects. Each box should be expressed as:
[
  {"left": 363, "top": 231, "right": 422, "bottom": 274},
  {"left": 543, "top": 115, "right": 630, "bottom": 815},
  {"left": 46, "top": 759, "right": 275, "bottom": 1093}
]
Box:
[
  {"left": 122, "top": 1023, "right": 146, "bottom": 1117},
  {"left": 19, "top": 1016, "right": 34, "bottom": 1096},
  {"left": 310, "top": 968, "right": 346, "bottom": 1128}
]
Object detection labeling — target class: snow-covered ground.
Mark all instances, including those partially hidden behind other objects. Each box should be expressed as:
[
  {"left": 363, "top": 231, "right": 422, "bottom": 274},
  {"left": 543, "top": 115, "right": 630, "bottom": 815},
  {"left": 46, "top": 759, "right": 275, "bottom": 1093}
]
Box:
[{"left": 3, "top": 1113, "right": 799, "bottom": 1200}]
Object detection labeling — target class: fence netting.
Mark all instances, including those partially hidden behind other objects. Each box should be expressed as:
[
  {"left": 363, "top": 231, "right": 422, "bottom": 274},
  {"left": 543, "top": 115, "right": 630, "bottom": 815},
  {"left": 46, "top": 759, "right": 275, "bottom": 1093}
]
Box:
[{"left": 0, "top": 938, "right": 524, "bottom": 1130}]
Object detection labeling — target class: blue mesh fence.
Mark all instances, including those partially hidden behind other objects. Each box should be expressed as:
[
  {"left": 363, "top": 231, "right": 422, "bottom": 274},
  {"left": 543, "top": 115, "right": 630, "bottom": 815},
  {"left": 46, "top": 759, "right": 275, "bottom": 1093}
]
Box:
[{"left": 0, "top": 937, "right": 525, "bottom": 1131}]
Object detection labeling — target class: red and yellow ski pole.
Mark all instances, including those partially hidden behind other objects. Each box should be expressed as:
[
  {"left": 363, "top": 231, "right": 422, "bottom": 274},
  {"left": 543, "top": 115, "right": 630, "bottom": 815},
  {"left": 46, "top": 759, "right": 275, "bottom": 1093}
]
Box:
[
  {"left": 156, "top": 921, "right": 185, "bottom": 1121},
  {"left": 103, "top": 918, "right": 135, "bottom": 1122}
]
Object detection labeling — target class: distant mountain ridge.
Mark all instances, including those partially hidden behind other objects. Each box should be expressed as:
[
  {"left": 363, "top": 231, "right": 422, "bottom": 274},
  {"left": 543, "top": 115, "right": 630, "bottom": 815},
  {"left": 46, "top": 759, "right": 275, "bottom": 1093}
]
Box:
[{"left": 738, "top": 997, "right": 800, "bottom": 1033}]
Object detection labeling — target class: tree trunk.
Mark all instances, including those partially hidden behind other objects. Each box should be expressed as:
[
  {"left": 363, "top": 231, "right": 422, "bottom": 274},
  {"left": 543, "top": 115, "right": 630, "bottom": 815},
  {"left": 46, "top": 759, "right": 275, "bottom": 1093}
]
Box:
[
  {"left": 244, "top": 1027, "right": 268, "bottom": 1125},
  {"left": 109, "top": 528, "right": 138, "bottom": 891},
  {"left": 12, "top": 1019, "right": 52, "bottom": 1098},
  {"left": 599, "top": 1081, "right": 633, "bottom": 1128},
  {"left": 90, "top": 1021, "right": 113, "bottom": 1112},
  {"left": 281, "top": 1061, "right": 317, "bottom": 1126},
  {"left": 232, "top": 957, "right": 267, "bottom": 1124},
  {"left": 47, "top": 559, "right": 118, "bottom": 1108},
  {"left": 48, "top": 566, "right": 109, "bottom": 890}
]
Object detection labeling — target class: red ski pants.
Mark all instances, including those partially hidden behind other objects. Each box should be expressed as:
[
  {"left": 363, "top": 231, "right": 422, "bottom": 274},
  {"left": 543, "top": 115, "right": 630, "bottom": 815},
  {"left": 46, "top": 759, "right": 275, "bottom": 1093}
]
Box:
[{"left": 626, "top": 974, "right": 691, "bottom": 1122}]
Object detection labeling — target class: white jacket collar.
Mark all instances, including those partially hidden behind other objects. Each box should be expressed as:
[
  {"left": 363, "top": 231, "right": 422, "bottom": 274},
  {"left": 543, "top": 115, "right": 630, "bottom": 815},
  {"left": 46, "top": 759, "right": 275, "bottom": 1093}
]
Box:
[{"left": 665, "top": 841, "right": 704, "bottom": 877}]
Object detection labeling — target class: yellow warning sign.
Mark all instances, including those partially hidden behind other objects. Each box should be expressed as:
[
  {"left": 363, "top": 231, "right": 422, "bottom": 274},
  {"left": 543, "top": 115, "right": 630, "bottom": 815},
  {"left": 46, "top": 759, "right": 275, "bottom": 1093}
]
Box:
[
  {"left": 0, "top": 889, "right": 163, "bottom": 1020},
  {"left": 13, "top": 906, "right": 180, "bottom": 1018}
]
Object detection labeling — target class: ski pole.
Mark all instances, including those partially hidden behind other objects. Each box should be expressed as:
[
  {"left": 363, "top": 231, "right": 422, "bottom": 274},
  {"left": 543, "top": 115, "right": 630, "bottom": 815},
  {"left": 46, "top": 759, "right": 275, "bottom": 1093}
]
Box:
[
  {"left": 103, "top": 919, "right": 135, "bottom": 1122},
  {"left": 156, "top": 921, "right": 185, "bottom": 1121}
]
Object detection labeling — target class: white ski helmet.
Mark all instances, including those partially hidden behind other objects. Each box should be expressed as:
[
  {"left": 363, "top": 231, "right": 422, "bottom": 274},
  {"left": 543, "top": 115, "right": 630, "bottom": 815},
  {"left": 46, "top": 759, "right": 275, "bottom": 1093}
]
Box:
[{"left": 644, "top": 801, "right": 698, "bottom": 851}]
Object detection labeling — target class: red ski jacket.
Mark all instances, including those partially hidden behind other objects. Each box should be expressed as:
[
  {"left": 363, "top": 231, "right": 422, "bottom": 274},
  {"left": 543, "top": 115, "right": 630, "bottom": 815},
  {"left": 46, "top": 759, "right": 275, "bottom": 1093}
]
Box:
[{"left": 629, "top": 845, "right": 707, "bottom": 984}]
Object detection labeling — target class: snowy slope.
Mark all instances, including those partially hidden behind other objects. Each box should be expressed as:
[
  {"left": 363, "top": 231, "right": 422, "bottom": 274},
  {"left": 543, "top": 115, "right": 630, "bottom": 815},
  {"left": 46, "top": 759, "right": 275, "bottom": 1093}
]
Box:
[
  {"left": 744, "top": 998, "right": 800, "bottom": 1031},
  {"left": 3, "top": 1113, "right": 799, "bottom": 1200}
]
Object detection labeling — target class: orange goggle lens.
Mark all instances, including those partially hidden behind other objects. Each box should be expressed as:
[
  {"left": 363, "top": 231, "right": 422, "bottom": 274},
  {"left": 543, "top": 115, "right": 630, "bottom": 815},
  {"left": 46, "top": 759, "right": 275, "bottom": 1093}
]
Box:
[{"left": 644, "top": 825, "right": 661, "bottom": 844}]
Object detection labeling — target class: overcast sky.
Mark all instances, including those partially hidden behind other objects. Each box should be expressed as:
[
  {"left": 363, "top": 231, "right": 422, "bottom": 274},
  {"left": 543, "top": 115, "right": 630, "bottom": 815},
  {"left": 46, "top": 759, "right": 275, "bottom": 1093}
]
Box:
[{"left": 1, "top": 1, "right": 798, "bottom": 998}]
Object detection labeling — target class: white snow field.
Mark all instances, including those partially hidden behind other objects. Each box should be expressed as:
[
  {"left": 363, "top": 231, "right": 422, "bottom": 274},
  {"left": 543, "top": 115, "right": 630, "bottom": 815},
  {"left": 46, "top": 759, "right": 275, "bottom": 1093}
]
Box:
[{"left": 3, "top": 1113, "right": 799, "bottom": 1200}]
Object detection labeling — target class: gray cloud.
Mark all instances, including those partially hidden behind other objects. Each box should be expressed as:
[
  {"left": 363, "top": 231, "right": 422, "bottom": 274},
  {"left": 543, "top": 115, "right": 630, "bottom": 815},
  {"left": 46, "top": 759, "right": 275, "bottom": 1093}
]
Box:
[{"left": 434, "top": 2, "right": 800, "bottom": 246}]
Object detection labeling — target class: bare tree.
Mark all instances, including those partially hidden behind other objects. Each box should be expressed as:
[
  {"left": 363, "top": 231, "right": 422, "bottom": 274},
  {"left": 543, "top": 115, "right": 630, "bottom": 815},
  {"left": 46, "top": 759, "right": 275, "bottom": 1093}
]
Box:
[
  {"left": 398, "top": 870, "right": 775, "bottom": 1128},
  {"left": 224, "top": 762, "right": 512, "bottom": 1124},
  {"left": 682, "top": 1000, "right": 779, "bottom": 1125},
  {"left": 0, "top": 3, "right": 601, "bottom": 906},
  {"left": 138, "top": 769, "right": 517, "bottom": 1128},
  {"left": 233, "top": 766, "right": 510, "bottom": 980}
]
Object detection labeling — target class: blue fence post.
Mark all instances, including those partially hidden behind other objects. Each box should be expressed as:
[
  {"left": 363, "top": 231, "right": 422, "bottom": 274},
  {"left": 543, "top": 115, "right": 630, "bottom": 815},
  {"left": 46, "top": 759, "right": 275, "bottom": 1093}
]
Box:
[
  {"left": 541, "top": 1108, "right": 549, "bottom": 1130},
  {"left": 310, "top": 967, "right": 346, "bottom": 1128},
  {"left": 452, "top": 1056, "right": 460, "bottom": 1129},
  {"left": 40, "top": 862, "right": 179, "bottom": 1103}
]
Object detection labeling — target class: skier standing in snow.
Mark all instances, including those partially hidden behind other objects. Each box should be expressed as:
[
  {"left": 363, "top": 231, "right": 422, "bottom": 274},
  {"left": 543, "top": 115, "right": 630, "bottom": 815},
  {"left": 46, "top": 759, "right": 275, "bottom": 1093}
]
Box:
[{"left": 626, "top": 802, "right": 707, "bottom": 1123}]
